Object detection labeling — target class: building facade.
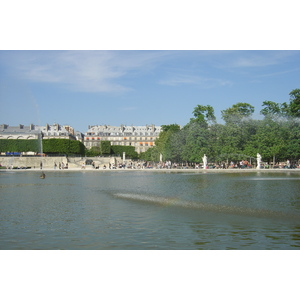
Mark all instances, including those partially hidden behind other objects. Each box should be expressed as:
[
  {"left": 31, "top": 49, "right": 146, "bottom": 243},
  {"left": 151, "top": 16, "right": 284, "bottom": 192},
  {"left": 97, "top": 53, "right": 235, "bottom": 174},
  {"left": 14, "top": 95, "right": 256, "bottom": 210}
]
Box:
[
  {"left": 84, "top": 124, "right": 162, "bottom": 154},
  {"left": 0, "top": 124, "right": 77, "bottom": 141},
  {"left": 0, "top": 124, "right": 41, "bottom": 140},
  {"left": 1, "top": 123, "right": 163, "bottom": 154},
  {"left": 39, "top": 124, "right": 77, "bottom": 140}
]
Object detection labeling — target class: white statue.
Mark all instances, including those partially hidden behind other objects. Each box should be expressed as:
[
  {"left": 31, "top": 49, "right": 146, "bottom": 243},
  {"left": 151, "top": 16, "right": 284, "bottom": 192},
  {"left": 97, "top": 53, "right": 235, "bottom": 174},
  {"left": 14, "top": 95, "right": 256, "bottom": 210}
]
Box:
[
  {"left": 257, "top": 153, "right": 262, "bottom": 169},
  {"left": 202, "top": 154, "right": 207, "bottom": 169}
]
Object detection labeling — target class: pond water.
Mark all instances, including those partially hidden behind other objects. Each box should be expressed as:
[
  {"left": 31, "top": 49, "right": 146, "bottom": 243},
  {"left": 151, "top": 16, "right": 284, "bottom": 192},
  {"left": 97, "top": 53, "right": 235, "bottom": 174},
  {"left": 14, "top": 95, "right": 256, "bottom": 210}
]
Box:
[{"left": 1, "top": 170, "right": 300, "bottom": 249}]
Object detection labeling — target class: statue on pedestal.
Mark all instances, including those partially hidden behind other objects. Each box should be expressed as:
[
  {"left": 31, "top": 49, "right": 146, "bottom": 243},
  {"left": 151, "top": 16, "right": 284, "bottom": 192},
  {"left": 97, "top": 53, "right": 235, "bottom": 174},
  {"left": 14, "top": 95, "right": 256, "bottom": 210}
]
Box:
[
  {"left": 257, "top": 153, "right": 262, "bottom": 169},
  {"left": 202, "top": 154, "right": 207, "bottom": 169}
]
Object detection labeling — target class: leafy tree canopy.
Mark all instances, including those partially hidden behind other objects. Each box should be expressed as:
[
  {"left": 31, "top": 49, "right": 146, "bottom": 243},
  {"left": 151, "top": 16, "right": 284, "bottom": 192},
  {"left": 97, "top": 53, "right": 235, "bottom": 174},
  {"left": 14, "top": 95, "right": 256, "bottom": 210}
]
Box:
[
  {"left": 148, "top": 89, "right": 300, "bottom": 164},
  {"left": 221, "top": 102, "right": 255, "bottom": 123},
  {"left": 191, "top": 105, "right": 216, "bottom": 125},
  {"left": 289, "top": 88, "right": 300, "bottom": 117}
]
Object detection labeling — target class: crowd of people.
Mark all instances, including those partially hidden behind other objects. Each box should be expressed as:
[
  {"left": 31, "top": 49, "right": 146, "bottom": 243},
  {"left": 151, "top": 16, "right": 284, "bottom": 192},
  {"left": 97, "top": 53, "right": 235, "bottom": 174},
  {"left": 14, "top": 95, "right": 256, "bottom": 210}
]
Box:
[
  {"left": 54, "top": 162, "right": 68, "bottom": 169},
  {"left": 78, "top": 159, "right": 300, "bottom": 170},
  {"left": 2, "top": 159, "right": 300, "bottom": 170}
]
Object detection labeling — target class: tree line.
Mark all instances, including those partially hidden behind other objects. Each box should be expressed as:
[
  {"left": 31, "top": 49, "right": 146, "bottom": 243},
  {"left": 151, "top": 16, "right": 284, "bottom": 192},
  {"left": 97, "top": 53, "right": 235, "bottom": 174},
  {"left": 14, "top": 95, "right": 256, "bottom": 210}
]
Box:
[
  {"left": 0, "top": 138, "right": 139, "bottom": 159},
  {"left": 86, "top": 141, "right": 139, "bottom": 159},
  {"left": 140, "top": 89, "right": 300, "bottom": 165},
  {"left": 0, "top": 139, "right": 86, "bottom": 156},
  {"left": 1, "top": 89, "right": 299, "bottom": 163}
]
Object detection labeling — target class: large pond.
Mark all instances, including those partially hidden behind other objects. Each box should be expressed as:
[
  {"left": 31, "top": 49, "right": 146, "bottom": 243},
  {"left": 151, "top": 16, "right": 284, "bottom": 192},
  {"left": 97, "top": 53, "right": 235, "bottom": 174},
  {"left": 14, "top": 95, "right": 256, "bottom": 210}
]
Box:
[{"left": 1, "top": 170, "right": 300, "bottom": 249}]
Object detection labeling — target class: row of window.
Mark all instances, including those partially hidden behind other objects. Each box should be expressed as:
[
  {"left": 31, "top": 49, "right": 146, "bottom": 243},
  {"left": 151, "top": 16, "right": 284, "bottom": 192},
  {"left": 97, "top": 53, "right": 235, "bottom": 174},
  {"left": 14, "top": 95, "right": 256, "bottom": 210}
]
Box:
[
  {"left": 86, "top": 132, "right": 159, "bottom": 137},
  {"left": 88, "top": 127, "right": 158, "bottom": 132},
  {"left": 86, "top": 137, "right": 154, "bottom": 141},
  {"left": 85, "top": 142, "right": 154, "bottom": 147}
]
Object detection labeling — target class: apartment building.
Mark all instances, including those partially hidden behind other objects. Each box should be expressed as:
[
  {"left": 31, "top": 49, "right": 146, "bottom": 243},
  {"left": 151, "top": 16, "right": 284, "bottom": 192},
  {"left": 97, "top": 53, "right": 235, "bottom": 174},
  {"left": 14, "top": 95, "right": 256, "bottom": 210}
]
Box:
[
  {"left": 0, "top": 124, "right": 78, "bottom": 140},
  {"left": 84, "top": 124, "right": 162, "bottom": 153}
]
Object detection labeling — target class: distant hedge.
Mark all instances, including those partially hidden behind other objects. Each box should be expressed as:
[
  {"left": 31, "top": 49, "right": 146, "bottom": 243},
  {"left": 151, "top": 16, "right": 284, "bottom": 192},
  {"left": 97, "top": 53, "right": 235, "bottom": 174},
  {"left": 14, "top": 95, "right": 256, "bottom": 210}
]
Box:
[
  {"left": 0, "top": 139, "right": 39, "bottom": 152},
  {"left": 100, "top": 141, "right": 111, "bottom": 155},
  {"left": 111, "top": 145, "right": 139, "bottom": 159},
  {"left": 0, "top": 139, "right": 85, "bottom": 155},
  {"left": 43, "top": 139, "right": 85, "bottom": 155}
]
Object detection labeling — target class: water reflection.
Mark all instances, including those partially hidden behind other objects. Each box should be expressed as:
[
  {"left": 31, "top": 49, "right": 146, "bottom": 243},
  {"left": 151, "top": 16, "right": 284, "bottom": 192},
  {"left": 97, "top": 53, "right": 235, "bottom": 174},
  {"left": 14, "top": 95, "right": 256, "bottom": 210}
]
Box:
[{"left": 0, "top": 171, "right": 300, "bottom": 249}]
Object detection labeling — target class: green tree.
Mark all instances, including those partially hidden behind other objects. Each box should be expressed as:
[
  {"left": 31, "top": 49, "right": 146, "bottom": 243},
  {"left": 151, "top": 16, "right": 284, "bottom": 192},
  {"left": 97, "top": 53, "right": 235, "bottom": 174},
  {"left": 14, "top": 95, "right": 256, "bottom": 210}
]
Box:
[
  {"left": 139, "top": 146, "right": 160, "bottom": 161},
  {"left": 288, "top": 89, "right": 300, "bottom": 117},
  {"left": 244, "top": 118, "right": 286, "bottom": 164},
  {"left": 111, "top": 145, "right": 139, "bottom": 159},
  {"left": 191, "top": 105, "right": 216, "bottom": 125},
  {"left": 221, "top": 102, "right": 255, "bottom": 124},
  {"left": 86, "top": 146, "right": 101, "bottom": 156},
  {"left": 282, "top": 118, "right": 300, "bottom": 161},
  {"left": 181, "top": 122, "right": 209, "bottom": 162},
  {"left": 260, "top": 101, "right": 282, "bottom": 117},
  {"left": 100, "top": 141, "right": 111, "bottom": 155},
  {"left": 155, "top": 124, "right": 181, "bottom": 161}
]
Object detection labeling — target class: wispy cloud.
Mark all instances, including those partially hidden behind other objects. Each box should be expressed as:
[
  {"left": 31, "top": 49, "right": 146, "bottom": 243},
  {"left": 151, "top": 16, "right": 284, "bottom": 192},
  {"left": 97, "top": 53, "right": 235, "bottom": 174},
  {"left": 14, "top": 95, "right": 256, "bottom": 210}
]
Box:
[
  {"left": 1, "top": 50, "right": 167, "bottom": 93},
  {"left": 1, "top": 50, "right": 298, "bottom": 95},
  {"left": 255, "top": 67, "right": 300, "bottom": 78},
  {"left": 224, "top": 51, "right": 297, "bottom": 68},
  {"left": 159, "top": 74, "right": 232, "bottom": 88}
]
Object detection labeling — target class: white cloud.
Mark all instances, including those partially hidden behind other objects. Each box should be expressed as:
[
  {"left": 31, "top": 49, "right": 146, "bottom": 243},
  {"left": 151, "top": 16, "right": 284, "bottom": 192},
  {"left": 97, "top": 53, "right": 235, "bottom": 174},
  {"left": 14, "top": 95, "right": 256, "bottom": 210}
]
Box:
[
  {"left": 226, "top": 51, "right": 297, "bottom": 68},
  {"left": 3, "top": 50, "right": 167, "bottom": 93},
  {"left": 2, "top": 50, "right": 298, "bottom": 94},
  {"left": 159, "top": 74, "right": 232, "bottom": 88}
]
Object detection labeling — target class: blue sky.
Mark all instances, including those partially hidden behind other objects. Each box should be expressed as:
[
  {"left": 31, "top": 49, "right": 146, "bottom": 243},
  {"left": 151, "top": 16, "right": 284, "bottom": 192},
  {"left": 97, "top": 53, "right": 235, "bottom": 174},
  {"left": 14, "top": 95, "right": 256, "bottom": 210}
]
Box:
[{"left": 1, "top": 50, "right": 299, "bottom": 133}]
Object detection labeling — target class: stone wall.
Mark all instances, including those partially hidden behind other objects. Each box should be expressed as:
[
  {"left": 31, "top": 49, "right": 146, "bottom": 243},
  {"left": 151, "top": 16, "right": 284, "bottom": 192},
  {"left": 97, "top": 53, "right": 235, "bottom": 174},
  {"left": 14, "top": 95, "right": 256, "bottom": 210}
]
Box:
[{"left": 0, "top": 156, "right": 117, "bottom": 169}]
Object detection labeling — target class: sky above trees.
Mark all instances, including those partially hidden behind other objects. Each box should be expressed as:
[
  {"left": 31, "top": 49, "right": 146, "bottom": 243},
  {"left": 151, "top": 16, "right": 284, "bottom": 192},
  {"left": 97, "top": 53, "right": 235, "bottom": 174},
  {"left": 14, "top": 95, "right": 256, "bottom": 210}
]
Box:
[
  {"left": 1, "top": 50, "right": 299, "bottom": 133},
  {"left": 1, "top": 2, "right": 299, "bottom": 134}
]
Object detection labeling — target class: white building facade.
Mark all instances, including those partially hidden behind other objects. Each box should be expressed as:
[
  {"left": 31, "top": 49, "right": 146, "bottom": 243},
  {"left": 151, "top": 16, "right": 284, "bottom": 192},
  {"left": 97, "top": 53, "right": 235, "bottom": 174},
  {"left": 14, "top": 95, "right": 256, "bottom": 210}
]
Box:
[
  {"left": 84, "top": 124, "right": 162, "bottom": 154},
  {"left": 0, "top": 124, "right": 77, "bottom": 140}
]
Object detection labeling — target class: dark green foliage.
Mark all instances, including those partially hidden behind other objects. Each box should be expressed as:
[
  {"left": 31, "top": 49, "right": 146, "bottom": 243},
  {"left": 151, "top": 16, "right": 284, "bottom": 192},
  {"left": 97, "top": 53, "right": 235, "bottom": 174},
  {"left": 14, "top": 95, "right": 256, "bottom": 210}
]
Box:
[
  {"left": 0, "top": 139, "right": 39, "bottom": 153},
  {"left": 139, "top": 147, "right": 160, "bottom": 161},
  {"left": 149, "top": 89, "right": 300, "bottom": 164},
  {"left": 0, "top": 139, "right": 85, "bottom": 155},
  {"left": 260, "top": 101, "right": 283, "bottom": 117},
  {"left": 43, "top": 139, "right": 85, "bottom": 155},
  {"left": 85, "top": 146, "right": 101, "bottom": 156},
  {"left": 161, "top": 124, "right": 181, "bottom": 132},
  {"left": 111, "top": 145, "right": 139, "bottom": 159},
  {"left": 221, "top": 102, "right": 255, "bottom": 124},
  {"left": 85, "top": 141, "right": 111, "bottom": 156},
  {"left": 288, "top": 89, "right": 300, "bottom": 117},
  {"left": 85, "top": 142, "right": 138, "bottom": 158},
  {"left": 155, "top": 124, "right": 183, "bottom": 161},
  {"left": 191, "top": 105, "right": 216, "bottom": 125},
  {"left": 100, "top": 141, "right": 111, "bottom": 155}
]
